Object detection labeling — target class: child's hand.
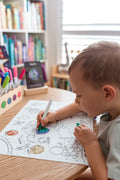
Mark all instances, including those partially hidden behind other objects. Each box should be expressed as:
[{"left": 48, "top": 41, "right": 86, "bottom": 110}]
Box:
[
  {"left": 74, "top": 124, "right": 98, "bottom": 148},
  {"left": 37, "top": 111, "right": 56, "bottom": 128}
]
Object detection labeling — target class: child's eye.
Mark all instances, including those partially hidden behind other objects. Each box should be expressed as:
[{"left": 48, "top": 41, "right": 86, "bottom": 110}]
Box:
[{"left": 77, "top": 95, "right": 82, "bottom": 98}]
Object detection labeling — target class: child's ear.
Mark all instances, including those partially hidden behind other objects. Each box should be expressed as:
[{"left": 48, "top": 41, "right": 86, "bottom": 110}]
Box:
[{"left": 102, "top": 85, "right": 116, "bottom": 102}]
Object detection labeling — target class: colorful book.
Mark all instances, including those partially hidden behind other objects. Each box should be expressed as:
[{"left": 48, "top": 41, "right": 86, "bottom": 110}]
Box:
[
  {"left": 8, "top": 37, "right": 15, "bottom": 66},
  {"left": 0, "top": 46, "right": 13, "bottom": 76},
  {"left": 13, "top": 8, "right": 20, "bottom": 29},
  {"left": 41, "top": 63, "right": 47, "bottom": 81},
  {"left": 19, "top": 7, "right": 24, "bottom": 29},
  {"left": 3, "top": 34, "right": 9, "bottom": 54},
  {"left": 39, "top": 2, "right": 44, "bottom": 30},
  {"left": 42, "top": 1, "right": 46, "bottom": 30},
  {"left": 6, "top": 4, "right": 13, "bottom": 29},
  {"left": 22, "top": 44, "right": 27, "bottom": 62}
]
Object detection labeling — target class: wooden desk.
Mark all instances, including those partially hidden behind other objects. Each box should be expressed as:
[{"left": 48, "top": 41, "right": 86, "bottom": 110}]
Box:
[{"left": 0, "top": 87, "right": 89, "bottom": 180}]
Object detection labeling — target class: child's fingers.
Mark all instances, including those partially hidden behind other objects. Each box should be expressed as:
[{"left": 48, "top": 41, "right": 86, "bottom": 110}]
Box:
[
  {"left": 37, "top": 118, "right": 41, "bottom": 128},
  {"left": 74, "top": 130, "right": 79, "bottom": 139},
  {"left": 38, "top": 111, "right": 44, "bottom": 118},
  {"left": 80, "top": 124, "right": 86, "bottom": 127},
  {"left": 75, "top": 126, "right": 82, "bottom": 132},
  {"left": 41, "top": 117, "right": 49, "bottom": 126},
  {"left": 36, "top": 111, "right": 45, "bottom": 128}
]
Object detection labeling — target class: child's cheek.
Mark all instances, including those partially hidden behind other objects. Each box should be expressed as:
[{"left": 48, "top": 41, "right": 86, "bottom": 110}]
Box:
[{"left": 80, "top": 100, "right": 89, "bottom": 112}]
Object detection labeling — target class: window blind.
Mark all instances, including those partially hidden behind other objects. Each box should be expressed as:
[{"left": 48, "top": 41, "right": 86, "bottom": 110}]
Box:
[{"left": 62, "top": 0, "right": 120, "bottom": 64}]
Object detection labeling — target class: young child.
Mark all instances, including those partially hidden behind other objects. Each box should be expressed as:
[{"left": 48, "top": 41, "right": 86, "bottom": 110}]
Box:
[{"left": 37, "top": 41, "right": 120, "bottom": 180}]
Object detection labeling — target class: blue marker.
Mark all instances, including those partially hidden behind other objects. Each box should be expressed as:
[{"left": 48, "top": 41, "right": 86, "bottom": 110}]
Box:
[
  {"left": 4, "top": 72, "right": 9, "bottom": 77},
  {"left": 0, "top": 74, "right": 5, "bottom": 85}
]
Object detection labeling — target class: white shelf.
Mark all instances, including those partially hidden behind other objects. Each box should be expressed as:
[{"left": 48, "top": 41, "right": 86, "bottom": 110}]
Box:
[
  {"left": 27, "top": 30, "right": 46, "bottom": 34},
  {"left": 0, "top": 29, "right": 26, "bottom": 33},
  {"left": 13, "top": 59, "right": 46, "bottom": 68},
  {"left": 0, "top": 29, "right": 46, "bottom": 34}
]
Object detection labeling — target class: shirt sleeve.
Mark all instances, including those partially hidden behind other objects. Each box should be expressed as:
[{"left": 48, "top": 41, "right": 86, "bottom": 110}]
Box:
[{"left": 106, "top": 122, "right": 120, "bottom": 180}]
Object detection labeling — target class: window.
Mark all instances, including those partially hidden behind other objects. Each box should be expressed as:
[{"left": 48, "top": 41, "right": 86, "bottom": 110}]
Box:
[{"left": 62, "top": 0, "right": 120, "bottom": 64}]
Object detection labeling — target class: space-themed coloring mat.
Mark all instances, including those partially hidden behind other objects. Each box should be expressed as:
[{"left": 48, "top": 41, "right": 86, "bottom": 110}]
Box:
[{"left": 0, "top": 100, "right": 93, "bottom": 165}]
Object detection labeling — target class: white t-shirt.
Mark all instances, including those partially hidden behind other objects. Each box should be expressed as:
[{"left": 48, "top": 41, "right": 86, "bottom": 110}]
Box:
[{"left": 98, "top": 113, "right": 120, "bottom": 180}]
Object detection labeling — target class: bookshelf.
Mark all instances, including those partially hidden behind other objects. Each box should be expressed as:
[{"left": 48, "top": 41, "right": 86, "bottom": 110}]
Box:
[
  {"left": 51, "top": 65, "right": 71, "bottom": 91},
  {"left": 0, "top": 0, "right": 47, "bottom": 68}
]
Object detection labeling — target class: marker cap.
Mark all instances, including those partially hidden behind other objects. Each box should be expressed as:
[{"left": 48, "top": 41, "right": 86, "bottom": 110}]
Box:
[
  {"left": 4, "top": 67, "right": 8, "bottom": 72},
  {"left": 13, "top": 66, "right": 18, "bottom": 77},
  {"left": 19, "top": 69, "right": 26, "bottom": 80}
]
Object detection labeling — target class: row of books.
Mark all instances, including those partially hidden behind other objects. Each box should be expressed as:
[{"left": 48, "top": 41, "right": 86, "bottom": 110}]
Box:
[
  {"left": 28, "top": 35, "right": 45, "bottom": 62},
  {"left": 3, "top": 34, "right": 27, "bottom": 66},
  {"left": 0, "top": 1, "right": 24, "bottom": 29},
  {"left": 0, "top": 0, "right": 46, "bottom": 30},
  {"left": 52, "top": 78, "right": 72, "bottom": 91},
  {"left": 27, "top": 0, "right": 46, "bottom": 30},
  {"left": 3, "top": 34, "right": 45, "bottom": 66}
]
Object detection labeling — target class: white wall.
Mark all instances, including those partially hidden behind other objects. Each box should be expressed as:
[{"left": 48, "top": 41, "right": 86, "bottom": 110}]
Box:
[{"left": 46, "top": 0, "right": 62, "bottom": 80}]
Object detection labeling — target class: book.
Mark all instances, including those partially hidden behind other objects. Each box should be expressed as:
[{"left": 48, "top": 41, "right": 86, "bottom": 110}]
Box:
[
  {"left": 19, "top": 7, "right": 24, "bottom": 29},
  {"left": 8, "top": 37, "right": 15, "bottom": 66},
  {"left": 24, "top": 61, "right": 44, "bottom": 89},
  {"left": 39, "top": 2, "right": 44, "bottom": 30},
  {"left": 42, "top": 1, "right": 46, "bottom": 30},
  {"left": 34, "top": 36, "right": 40, "bottom": 61},
  {"left": 41, "top": 63, "right": 47, "bottom": 82},
  {"left": 3, "top": 34, "right": 9, "bottom": 54},
  {"left": 28, "top": 35, "right": 34, "bottom": 61},
  {"left": 22, "top": 44, "right": 27, "bottom": 62},
  {"left": 18, "top": 40, "right": 22, "bottom": 64},
  {"left": 13, "top": 8, "right": 20, "bottom": 29},
  {"left": 0, "top": 46, "right": 13, "bottom": 75},
  {"left": 6, "top": 4, "right": 13, "bottom": 29},
  {"left": 0, "top": 2, "right": 7, "bottom": 29}
]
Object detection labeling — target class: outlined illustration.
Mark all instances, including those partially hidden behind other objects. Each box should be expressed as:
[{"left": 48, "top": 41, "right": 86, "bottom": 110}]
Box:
[{"left": 0, "top": 100, "right": 93, "bottom": 165}]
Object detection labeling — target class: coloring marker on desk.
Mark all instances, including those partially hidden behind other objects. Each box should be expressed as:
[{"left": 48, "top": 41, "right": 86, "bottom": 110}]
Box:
[
  {"left": 8, "top": 69, "right": 14, "bottom": 89},
  {"left": 17, "top": 68, "right": 26, "bottom": 87},
  {"left": 42, "top": 97, "right": 53, "bottom": 120},
  {"left": 4, "top": 72, "right": 9, "bottom": 93},
  {"left": 37, "top": 98, "right": 53, "bottom": 134},
  {"left": 4, "top": 67, "right": 8, "bottom": 72},
  {"left": 4, "top": 71, "right": 9, "bottom": 77},
  {"left": 13, "top": 66, "right": 18, "bottom": 87},
  {"left": 1, "top": 74, "right": 5, "bottom": 85},
  {"left": 0, "top": 77, "right": 2, "bottom": 88},
  {"left": 0, "top": 75, "right": 10, "bottom": 96}
]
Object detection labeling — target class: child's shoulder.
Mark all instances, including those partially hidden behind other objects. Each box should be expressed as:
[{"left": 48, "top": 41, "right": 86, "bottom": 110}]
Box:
[{"left": 108, "top": 116, "right": 120, "bottom": 139}]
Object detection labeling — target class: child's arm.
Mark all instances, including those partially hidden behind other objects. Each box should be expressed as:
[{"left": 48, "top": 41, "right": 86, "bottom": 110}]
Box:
[
  {"left": 74, "top": 124, "right": 108, "bottom": 180},
  {"left": 37, "top": 102, "right": 82, "bottom": 127},
  {"left": 54, "top": 102, "right": 81, "bottom": 121},
  {"left": 85, "top": 140, "right": 108, "bottom": 180}
]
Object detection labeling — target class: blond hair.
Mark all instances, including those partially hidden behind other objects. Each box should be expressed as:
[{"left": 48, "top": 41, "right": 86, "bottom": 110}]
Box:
[{"left": 68, "top": 41, "right": 120, "bottom": 88}]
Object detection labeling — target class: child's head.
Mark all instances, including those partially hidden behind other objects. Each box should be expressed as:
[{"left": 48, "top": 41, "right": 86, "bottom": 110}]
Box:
[
  {"left": 68, "top": 41, "right": 120, "bottom": 89},
  {"left": 68, "top": 41, "right": 120, "bottom": 118}
]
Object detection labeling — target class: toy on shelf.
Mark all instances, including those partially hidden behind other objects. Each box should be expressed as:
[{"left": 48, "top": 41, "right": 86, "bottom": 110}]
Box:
[{"left": 58, "top": 42, "right": 70, "bottom": 73}]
